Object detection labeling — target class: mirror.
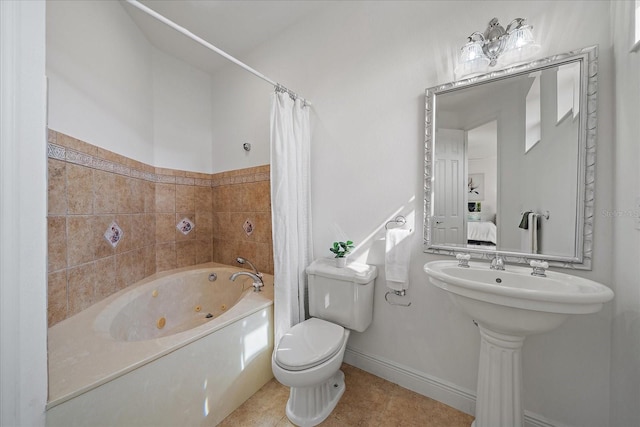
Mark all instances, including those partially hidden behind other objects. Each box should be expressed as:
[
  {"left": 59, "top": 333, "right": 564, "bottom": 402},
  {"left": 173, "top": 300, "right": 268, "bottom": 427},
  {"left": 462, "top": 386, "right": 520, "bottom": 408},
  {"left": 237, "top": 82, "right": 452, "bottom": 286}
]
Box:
[{"left": 423, "top": 46, "right": 597, "bottom": 269}]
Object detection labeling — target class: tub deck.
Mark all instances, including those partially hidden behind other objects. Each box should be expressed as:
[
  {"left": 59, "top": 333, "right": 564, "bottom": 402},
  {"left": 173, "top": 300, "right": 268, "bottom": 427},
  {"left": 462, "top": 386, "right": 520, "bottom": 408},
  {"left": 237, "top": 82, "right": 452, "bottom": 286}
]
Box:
[{"left": 47, "top": 262, "right": 274, "bottom": 409}]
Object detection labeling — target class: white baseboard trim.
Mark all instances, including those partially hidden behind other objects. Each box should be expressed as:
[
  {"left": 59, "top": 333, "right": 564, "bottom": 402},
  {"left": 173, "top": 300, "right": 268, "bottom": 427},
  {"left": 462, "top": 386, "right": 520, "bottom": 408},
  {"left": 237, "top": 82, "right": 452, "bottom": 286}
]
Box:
[{"left": 344, "top": 347, "right": 568, "bottom": 427}]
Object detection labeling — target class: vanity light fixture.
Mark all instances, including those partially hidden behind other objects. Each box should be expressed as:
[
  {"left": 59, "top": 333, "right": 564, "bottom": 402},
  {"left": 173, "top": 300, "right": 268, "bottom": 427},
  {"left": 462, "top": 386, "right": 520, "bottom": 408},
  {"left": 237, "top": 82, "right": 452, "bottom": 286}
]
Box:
[{"left": 455, "top": 17, "right": 540, "bottom": 78}]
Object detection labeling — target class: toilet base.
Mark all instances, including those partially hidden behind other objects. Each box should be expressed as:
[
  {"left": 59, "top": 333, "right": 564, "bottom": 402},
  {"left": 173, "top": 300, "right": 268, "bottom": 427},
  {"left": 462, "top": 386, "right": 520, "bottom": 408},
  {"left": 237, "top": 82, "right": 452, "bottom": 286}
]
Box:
[{"left": 285, "top": 370, "right": 345, "bottom": 427}]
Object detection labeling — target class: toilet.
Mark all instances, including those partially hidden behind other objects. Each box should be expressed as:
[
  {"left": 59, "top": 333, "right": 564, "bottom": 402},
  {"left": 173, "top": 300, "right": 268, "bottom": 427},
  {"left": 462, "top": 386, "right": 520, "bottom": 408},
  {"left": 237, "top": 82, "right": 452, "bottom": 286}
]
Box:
[{"left": 271, "top": 258, "right": 377, "bottom": 427}]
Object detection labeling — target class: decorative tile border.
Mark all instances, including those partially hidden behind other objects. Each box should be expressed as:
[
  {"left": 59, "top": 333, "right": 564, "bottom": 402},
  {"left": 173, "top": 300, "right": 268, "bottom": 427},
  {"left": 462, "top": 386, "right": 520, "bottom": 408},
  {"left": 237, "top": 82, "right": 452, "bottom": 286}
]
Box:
[{"left": 47, "top": 131, "right": 270, "bottom": 187}]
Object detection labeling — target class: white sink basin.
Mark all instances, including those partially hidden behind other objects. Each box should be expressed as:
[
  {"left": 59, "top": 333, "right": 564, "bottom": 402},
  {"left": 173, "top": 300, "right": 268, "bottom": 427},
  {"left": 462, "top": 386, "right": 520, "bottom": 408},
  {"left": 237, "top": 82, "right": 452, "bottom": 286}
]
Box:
[
  {"left": 424, "top": 260, "right": 613, "bottom": 335},
  {"left": 423, "top": 260, "right": 614, "bottom": 427}
]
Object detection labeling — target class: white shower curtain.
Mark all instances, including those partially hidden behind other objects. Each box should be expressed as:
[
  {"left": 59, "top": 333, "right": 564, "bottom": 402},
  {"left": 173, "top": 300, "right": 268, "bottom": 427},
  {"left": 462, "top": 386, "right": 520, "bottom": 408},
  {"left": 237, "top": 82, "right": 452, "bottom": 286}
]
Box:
[{"left": 270, "top": 91, "right": 312, "bottom": 345}]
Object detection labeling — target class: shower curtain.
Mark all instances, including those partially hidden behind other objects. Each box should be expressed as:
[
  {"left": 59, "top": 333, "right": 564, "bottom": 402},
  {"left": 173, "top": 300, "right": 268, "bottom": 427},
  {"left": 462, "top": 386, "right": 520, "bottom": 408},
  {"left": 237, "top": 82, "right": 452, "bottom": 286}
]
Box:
[{"left": 270, "top": 91, "right": 312, "bottom": 345}]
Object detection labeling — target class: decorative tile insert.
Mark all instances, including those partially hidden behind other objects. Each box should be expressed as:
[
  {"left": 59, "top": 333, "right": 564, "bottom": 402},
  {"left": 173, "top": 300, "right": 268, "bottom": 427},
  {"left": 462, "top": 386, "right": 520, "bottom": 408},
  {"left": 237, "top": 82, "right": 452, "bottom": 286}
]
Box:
[
  {"left": 243, "top": 219, "right": 254, "bottom": 237},
  {"left": 104, "top": 221, "right": 123, "bottom": 248},
  {"left": 177, "top": 217, "right": 194, "bottom": 235}
]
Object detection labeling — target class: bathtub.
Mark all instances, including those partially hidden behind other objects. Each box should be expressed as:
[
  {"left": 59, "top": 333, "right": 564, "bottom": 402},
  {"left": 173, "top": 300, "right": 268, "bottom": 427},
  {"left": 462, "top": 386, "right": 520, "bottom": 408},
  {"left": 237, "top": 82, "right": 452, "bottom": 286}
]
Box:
[{"left": 46, "top": 262, "right": 274, "bottom": 427}]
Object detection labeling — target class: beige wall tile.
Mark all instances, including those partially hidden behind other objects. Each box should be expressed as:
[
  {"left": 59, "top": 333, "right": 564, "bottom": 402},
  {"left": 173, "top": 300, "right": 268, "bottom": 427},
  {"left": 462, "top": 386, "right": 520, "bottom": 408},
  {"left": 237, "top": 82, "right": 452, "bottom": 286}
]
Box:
[
  {"left": 229, "top": 185, "right": 247, "bottom": 212},
  {"left": 58, "top": 133, "right": 97, "bottom": 156},
  {"left": 249, "top": 181, "right": 271, "bottom": 212},
  {"left": 143, "top": 214, "right": 156, "bottom": 246},
  {"left": 96, "top": 146, "right": 125, "bottom": 165},
  {"left": 214, "top": 238, "right": 256, "bottom": 267},
  {"left": 67, "top": 216, "right": 95, "bottom": 267},
  {"left": 68, "top": 262, "right": 96, "bottom": 316},
  {"left": 116, "top": 249, "right": 145, "bottom": 290},
  {"left": 155, "top": 213, "right": 175, "bottom": 243},
  {"left": 67, "top": 164, "right": 93, "bottom": 214},
  {"left": 213, "top": 186, "right": 230, "bottom": 213},
  {"left": 255, "top": 242, "right": 274, "bottom": 275},
  {"left": 94, "top": 256, "right": 117, "bottom": 300},
  {"left": 144, "top": 181, "right": 155, "bottom": 213},
  {"left": 195, "top": 240, "right": 213, "bottom": 264},
  {"left": 176, "top": 241, "right": 196, "bottom": 268},
  {"left": 213, "top": 211, "right": 231, "bottom": 241},
  {"left": 48, "top": 129, "right": 58, "bottom": 144},
  {"left": 129, "top": 178, "right": 145, "bottom": 213},
  {"left": 144, "top": 245, "right": 156, "bottom": 277},
  {"left": 195, "top": 186, "right": 212, "bottom": 212},
  {"left": 195, "top": 211, "right": 213, "bottom": 240},
  {"left": 47, "top": 270, "right": 67, "bottom": 327},
  {"left": 48, "top": 216, "right": 67, "bottom": 272},
  {"left": 48, "top": 159, "right": 67, "bottom": 215},
  {"left": 156, "top": 242, "right": 176, "bottom": 272},
  {"left": 115, "top": 175, "right": 134, "bottom": 213},
  {"left": 155, "top": 183, "right": 175, "bottom": 213},
  {"left": 176, "top": 185, "right": 195, "bottom": 213},
  {"left": 94, "top": 170, "right": 117, "bottom": 214},
  {"left": 129, "top": 214, "right": 146, "bottom": 249},
  {"left": 47, "top": 132, "right": 274, "bottom": 324}
]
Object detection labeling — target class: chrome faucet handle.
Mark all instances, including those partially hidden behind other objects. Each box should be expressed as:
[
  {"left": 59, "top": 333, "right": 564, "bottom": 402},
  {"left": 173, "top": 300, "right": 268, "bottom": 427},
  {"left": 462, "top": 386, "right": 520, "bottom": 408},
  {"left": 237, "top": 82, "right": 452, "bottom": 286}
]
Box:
[
  {"left": 456, "top": 253, "right": 471, "bottom": 268},
  {"left": 530, "top": 260, "right": 549, "bottom": 277}
]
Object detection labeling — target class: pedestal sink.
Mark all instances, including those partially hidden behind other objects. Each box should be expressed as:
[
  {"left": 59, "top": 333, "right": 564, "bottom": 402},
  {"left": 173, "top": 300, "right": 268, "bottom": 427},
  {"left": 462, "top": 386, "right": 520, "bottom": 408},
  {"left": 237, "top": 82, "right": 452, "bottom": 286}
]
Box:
[{"left": 423, "top": 260, "right": 614, "bottom": 427}]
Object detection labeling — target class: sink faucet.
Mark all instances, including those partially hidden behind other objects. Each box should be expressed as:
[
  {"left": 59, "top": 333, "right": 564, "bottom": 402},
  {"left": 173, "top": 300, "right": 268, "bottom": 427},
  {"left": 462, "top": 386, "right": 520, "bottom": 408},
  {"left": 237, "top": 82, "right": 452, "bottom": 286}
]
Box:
[
  {"left": 230, "top": 257, "right": 264, "bottom": 291},
  {"left": 490, "top": 255, "right": 505, "bottom": 271}
]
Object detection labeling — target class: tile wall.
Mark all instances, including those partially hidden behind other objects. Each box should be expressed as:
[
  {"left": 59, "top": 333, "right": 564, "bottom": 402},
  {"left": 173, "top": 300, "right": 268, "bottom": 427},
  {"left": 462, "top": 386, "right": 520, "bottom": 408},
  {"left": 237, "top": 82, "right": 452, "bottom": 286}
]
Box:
[{"left": 47, "top": 130, "right": 272, "bottom": 327}]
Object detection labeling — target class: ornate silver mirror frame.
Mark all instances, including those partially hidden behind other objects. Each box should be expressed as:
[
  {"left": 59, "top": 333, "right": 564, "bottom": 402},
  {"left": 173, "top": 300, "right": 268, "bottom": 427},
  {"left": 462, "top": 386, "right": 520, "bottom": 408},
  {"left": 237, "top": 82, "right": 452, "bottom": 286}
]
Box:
[{"left": 423, "top": 46, "right": 597, "bottom": 270}]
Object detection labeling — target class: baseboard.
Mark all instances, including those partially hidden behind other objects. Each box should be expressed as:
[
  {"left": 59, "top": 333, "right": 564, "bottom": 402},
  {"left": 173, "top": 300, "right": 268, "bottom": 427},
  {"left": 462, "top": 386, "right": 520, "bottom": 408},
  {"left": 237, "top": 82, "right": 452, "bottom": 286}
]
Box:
[{"left": 344, "top": 347, "right": 568, "bottom": 427}]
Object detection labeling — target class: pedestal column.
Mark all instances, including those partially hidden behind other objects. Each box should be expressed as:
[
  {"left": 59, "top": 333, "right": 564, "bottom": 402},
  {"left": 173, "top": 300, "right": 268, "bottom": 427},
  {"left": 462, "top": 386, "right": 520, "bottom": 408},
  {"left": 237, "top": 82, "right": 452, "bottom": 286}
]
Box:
[{"left": 473, "top": 326, "right": 525, "bottom": 427}]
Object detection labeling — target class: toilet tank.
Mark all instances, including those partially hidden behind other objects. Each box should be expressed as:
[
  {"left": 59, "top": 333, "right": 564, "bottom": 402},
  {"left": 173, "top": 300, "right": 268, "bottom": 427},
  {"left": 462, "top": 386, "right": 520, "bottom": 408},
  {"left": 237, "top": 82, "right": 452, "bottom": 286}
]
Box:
[{"left": 306, "top": 259, "right": 377, "bottom": 332}]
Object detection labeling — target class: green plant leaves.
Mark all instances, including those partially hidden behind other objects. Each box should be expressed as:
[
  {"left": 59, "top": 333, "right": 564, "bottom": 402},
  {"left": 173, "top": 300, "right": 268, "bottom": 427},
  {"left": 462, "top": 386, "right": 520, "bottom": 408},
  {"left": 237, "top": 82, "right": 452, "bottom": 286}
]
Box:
[{"left": 330, "top": 240, "right": 355, "bottom": 258}]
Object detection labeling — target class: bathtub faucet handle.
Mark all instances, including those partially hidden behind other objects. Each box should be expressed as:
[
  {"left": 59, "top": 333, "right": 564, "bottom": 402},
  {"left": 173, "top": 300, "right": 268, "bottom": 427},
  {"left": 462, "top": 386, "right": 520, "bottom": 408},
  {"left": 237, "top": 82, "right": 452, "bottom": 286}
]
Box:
[
  {"left": 236, "top": 257, "right": 262, "bottom": 278},
  {"left": 229, "top": 270, "right": 264, "bottom": 292}
]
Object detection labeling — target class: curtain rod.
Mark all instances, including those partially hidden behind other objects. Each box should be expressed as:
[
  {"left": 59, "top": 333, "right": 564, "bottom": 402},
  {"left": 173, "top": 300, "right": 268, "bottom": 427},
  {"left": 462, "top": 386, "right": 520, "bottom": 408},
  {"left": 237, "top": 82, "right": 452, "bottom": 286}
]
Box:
[{"left": 125, "top": 0, "right": 311, "bottom": 106}]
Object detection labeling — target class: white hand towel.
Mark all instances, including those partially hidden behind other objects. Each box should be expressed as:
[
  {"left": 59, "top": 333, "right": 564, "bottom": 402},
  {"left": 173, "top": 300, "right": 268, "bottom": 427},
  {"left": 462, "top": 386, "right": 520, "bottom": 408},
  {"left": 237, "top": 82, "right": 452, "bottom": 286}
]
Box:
[
  {"left": 385, "top": 228, "right": 412, "bottom": 292},
  {"left": 530, "top": 212, "right": 538, "bottom": 254}
]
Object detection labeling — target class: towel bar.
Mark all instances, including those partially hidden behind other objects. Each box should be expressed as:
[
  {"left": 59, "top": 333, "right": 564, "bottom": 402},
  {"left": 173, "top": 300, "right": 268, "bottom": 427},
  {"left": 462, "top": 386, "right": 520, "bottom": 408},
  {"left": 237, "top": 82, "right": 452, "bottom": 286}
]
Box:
[
  {"left": 385, "top": 215, "right": 412, "bottom": 231},
  {"left": 519, "top": 210, "right": 550, "bottom": 220}
]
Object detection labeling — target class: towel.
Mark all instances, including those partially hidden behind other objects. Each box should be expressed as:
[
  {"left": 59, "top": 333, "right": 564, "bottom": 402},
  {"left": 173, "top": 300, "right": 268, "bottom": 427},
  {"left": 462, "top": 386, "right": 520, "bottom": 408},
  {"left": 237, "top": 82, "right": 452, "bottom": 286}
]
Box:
[
  {"left": 385, "top": 228, "right": 412, "bottom": 292},
  {"left": 519, "top": 211, "right": 533, "bottom": 229},
  {"left": 521, "top": 212, "right": 539, "bottom": 253},
  {"left": 530, "top": 212, "right": 538, "bottom": 254}
]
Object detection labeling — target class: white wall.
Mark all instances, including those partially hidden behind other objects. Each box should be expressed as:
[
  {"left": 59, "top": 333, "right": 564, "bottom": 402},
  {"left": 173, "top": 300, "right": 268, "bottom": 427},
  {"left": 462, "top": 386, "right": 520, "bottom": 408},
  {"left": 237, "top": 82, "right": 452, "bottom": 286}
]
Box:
[
  {"left": 610, "top": 1, "right": 640, "bottom": 425},
  {"left": 209, "top": 2, "right": 616, "bottom": 426},
  {"left": 46, "top": 0, "right": 154, "bottom": 164},
  {"left": 0, "top": 1, "right": 48, "bottom": 426},
  {"left": 47, "top": 1, "right": 214, "bottom": 172},
  {"left": 152, "top": 47, "right": 213, "bottom": 173},
  {"left": 209, "top": 63, "right": 274, "bottom": 173}
]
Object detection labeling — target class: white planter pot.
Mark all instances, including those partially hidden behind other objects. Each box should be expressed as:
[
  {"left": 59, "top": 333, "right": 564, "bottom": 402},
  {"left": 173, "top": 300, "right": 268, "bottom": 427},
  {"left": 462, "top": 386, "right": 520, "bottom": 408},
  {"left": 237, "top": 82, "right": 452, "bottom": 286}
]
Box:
[{"left": 335, "top": 257, "right": 347, "bottom": 268}]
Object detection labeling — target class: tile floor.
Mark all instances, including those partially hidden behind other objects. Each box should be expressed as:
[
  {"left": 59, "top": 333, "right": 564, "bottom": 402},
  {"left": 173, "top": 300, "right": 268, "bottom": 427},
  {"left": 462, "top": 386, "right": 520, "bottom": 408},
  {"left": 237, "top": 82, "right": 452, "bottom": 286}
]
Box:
[{"left": 219, "top": 363, "right": 474, "bottom": 426}]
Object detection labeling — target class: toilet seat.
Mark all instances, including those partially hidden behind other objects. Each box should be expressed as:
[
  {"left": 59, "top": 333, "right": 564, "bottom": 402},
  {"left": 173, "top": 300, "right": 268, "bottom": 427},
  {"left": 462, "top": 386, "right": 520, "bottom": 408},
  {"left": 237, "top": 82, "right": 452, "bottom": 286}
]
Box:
[{"left": 274, "top": 318, "right": 345, "bottom": 371}]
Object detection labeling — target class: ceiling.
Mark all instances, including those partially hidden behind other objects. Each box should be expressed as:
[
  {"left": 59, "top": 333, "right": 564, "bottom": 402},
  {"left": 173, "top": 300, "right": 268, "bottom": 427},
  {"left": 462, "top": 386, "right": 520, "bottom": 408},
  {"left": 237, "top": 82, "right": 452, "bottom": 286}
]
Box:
[{"left": 121, "top": 0, "right": 332, "bottom": 74}]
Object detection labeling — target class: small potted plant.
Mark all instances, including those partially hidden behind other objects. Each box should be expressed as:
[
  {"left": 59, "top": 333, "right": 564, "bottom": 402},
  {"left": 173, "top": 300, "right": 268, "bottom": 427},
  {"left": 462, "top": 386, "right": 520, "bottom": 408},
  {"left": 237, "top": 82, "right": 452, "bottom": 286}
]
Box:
[{"left": 330, "top": 240, "right": 354, "bottom": 267}]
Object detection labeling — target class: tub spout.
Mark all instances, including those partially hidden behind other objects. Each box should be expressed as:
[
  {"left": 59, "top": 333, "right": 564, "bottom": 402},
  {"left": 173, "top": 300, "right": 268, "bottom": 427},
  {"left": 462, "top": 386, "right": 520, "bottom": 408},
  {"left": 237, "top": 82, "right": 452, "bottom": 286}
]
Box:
[{"left": 230, "top": 271, "right": 264, "bottom": 292}]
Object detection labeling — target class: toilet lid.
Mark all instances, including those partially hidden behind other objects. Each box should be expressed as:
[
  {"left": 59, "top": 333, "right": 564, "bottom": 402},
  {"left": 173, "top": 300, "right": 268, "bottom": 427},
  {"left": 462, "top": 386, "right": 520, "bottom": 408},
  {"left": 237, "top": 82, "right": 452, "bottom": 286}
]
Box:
[{"left": 275, "top": 318, "right": 345, "bottom": 371}]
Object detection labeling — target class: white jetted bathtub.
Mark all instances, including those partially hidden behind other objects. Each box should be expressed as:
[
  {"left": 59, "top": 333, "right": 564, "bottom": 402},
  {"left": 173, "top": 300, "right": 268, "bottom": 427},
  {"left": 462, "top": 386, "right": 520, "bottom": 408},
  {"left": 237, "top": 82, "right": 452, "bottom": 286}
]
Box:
[{"left": 46, "top": 262, "right": 274, "bottom": 427}]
